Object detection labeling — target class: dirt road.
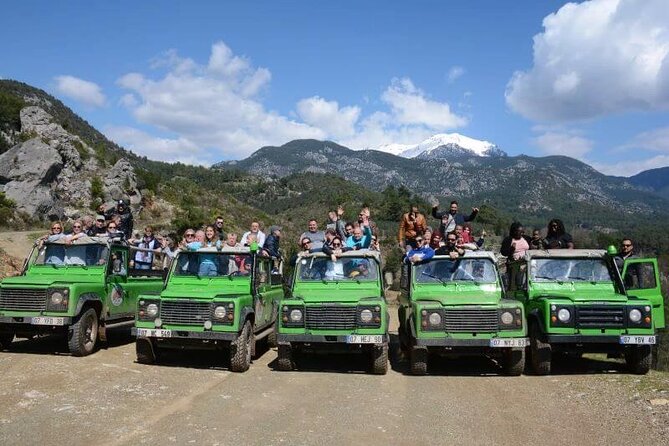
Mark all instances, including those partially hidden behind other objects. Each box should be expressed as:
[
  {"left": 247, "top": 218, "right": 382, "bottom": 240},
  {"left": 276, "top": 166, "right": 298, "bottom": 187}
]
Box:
[{"left": 1, "top": 321, "right": 668, "bottom": 446}]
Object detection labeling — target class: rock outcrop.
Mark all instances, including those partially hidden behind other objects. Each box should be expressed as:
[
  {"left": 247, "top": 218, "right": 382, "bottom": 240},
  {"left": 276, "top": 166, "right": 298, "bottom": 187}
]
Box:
[{"left": 0, "top": 106, "right": 141, "bottom": 221}]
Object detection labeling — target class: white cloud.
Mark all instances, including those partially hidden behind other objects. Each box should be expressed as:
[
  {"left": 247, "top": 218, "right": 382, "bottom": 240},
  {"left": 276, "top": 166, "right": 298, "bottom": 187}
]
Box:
[
  {"left": 296, "top": 97, "right": 360, "bottom": 139},
  {"left": 532, "top": 131, "right": 594, "bottom": 158},
  {"left": 381, "top": 78, "right": 468, "bottom": 129},
  {"left": 591, "top": 154, "right": 669, "bottom": 176},
  {"left": 447, "top": 66, "right": 465, "bottom": 83},
  {"left": 112, "top": 42, "right": 467, "bottom": 161},
  {"left": 54, "top": 75, "right": 106, "bottom": 108},
  {"left": 625, "top": 126, "right": 669, "bottom": 153},
  {"left": 506, "top": 0, "right": 669, "bottom": 122},
  {"left": 104, "top": 125, "right": 208, "bottom": 165}
]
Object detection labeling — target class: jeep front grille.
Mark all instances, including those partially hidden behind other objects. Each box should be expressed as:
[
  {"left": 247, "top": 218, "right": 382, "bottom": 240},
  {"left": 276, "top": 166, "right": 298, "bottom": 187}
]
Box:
[
  {"left": 0, "top": 288, "right": 47, "bottom": 312},
  {"left": 444, "top": 308, "right": 498, "bottom": 333},
  {"left": 306, "top": 306, "right": 357, "bottom": 330},
  {"left": 161, "top": 300, "right": 211, "bottom": 326},
  {"left": 576, "top": 305, "right": 625, "bottom": 328}
]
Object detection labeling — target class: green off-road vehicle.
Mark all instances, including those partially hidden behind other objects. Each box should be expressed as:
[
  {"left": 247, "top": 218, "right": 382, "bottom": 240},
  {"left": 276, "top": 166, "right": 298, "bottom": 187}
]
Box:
[
  {"left": 133, "top": 246, "right": 283, "bottom": 372},
  {"left": 276, "top": 250, "right": 389, "bottom": 374},
  {"left": 0, "top": 236, "right": 164, "bottom": 356},
  {"left": 507, "top": 249, "right": 664, "bottom": 375},
  {"left": 398, "top": 251, "right": 528, "bottom": 375}
]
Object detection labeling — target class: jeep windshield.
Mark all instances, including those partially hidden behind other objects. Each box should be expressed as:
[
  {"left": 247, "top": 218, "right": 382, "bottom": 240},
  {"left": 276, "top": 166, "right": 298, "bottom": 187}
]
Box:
[
  {"left": 296, "top": 257, "right": 379, "bottom": 281},
  {"left": 174, "top": 252, "right": 252, "bottom": 278},
  {"left": 415, "top": 258, "right": 497, "bottom": 283},
  {"left": 34, "top": 242, "right": 108, "bottom": 267},
  {"left": 530, "top": 258, "right": 613, "bottom": 282}
]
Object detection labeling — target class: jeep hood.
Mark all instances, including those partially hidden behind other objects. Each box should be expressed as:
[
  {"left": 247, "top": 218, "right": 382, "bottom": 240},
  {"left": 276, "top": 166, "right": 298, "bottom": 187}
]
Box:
[
  {"left": 292, "top": 282, "right": 382, "bottom": 304},
  {"left": 413, "top": 283, "right": 502, "bottom": 306},
  {"left": 531, "top": 282, "right": 626, "bottom": 303},
  {"left": 161, "top": 281, "right": 251, "bottom": 299}
]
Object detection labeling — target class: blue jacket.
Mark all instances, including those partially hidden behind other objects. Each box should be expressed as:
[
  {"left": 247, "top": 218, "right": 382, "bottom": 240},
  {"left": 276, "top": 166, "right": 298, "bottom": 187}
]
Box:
[
  {"left": 404, "top": 246, "right": 435, "bottom": 263},
  {"left": 346, "top": 226, "right": 372, "bottom": 250}
]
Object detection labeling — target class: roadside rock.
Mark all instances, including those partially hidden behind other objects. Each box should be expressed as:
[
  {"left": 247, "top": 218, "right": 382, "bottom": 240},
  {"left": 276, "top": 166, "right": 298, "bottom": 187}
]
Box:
[{"left": 104, "top": 158, "right": 140, "bottom": 205}]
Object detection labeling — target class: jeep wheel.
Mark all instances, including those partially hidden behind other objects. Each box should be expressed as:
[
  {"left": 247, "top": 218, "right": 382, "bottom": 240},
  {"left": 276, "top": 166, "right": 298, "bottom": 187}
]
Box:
[
  {"left": 371, "top": 343, "right": 389, "bottom": 375},
  {"left": 68, "top": 308, "right": 99, "bottom": 357},
  {"left": 136, "top": 337, "right": 158, "bottom": 364},
  {"left": 276, "top": 344, "right": 294, "bottom": 371},
  {"left": 230, "top": 320, "right": 252, "bottom": 372},
  {"left": 626, "top": 345, "right": 651, "bottom": 375},
  {"left": 529, "top": 323, "right": 551, "bottom": 375},
  {"left": 502, "top": 347, "right": 525, "bottom": 376},
  {"left": 0, "top": 332, "right": 14, "bottom": 350},
  {"left": 410, "top": 346, "right": 428, "bottom": 375}
]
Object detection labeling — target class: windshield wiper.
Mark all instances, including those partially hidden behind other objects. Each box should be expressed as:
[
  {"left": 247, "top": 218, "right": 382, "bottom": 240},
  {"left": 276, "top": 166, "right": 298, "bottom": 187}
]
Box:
[
  {"left": 421, "top": 271, "right": 448, "bottom": 286},
  {"left": 567, "top": 276, "right": 588, "bottom": 281}
]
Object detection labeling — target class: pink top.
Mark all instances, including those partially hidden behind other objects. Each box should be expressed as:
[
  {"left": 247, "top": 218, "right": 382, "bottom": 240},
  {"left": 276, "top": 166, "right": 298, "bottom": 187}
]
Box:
[{"left": 511, "top": 237, "right": 530, "bottom": 260}]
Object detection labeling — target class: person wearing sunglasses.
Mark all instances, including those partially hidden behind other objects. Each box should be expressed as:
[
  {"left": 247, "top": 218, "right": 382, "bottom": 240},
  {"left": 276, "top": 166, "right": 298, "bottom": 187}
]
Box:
[
  {"left": 542, "top": 218, "right": 574, "bottom": 249},
  {"left": 435, "top": 233, "right": 465, "bottom": 259},
  {"left": 404, "top": 236, "right": 435, "bottom": 264},
  {"left": 106, "top": 222, "right": 121, "bottom": 238},
  {"left": 65, "top": 220, "right": 87, "bottom": 244},
  {"left": 39, "top": 221, "right": 67, "bottom": 264}
]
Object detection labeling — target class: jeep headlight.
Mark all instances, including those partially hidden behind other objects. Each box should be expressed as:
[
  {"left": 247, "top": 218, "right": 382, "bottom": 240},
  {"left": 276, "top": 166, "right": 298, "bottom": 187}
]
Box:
[
  {"left": 146, "top": 304, "right": 159, "bottom": 317},
  {"left": 500, "top": 311, "right": 514, "bottom": 325},
  {"left": 428, "top": 312, "right": 442, "bottom": 326},
  {"left": 557, "top": 308, "right": 571, "bottom": 323},
  {"left": 214, "top": 306, "right": 227, "bottom": 320},
  {"left": 46, "top": 288, "right": 69, "bottom": 311},
  {"left": 629, "top": 309, "right": 642, "bottom": 323},
  {"left": 290, "top": 309, "right": 303, "bottom": 322},
  {"left": 360, "top": 309, "right": 373, "bottom": 323}
]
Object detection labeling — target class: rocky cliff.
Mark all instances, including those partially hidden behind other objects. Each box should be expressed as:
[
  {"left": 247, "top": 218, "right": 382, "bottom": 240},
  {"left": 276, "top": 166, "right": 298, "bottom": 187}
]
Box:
[{"left": 0, "top": 106, "right": 140, "bottom": 221}]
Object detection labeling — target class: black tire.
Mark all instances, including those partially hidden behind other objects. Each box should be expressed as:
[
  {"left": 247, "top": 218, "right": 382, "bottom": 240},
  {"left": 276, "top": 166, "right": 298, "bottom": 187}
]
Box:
[
  {"left": 502, "top": 347, "right": 525, "bottom": 376},
  {"left": 626, "top": 345, "right": 652, "bottom": 375},
  {"left": 529, "top": 323, "right": 551, "bottom": 375},
  {"left": 371, "top": 343, "right": 389, "bottom": 375},
  {"left": 0, "top": 333, "right": 14, "bottom": 350},
  {"left": 410, "top": 345, "right": 428, "bottom": 375},
  {"left": 136, "top": 337, "right": 157, "bottom": 364},
  {"left": 230, "top": 320, "right": 252, "bottom": 372},
  {"left": 276, "top": 344, "right": 294, "bottom": 371},
  {"left": 68, "top": 307, "right": 99, "bottom": 357}
]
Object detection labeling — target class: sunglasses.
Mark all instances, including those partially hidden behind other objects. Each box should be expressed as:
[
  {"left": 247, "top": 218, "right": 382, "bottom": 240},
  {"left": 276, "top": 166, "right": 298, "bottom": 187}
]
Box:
[
  {"left": 73, "top": 225, "right": 82, "bottom": 228},
  {"left": 621, "top": 244, "right": 632, "bottom": 247},
  {"left": 415, "top": 239, "right": 423, "bottom": 243},
  {"left": 447, "top": 238, "right": 456, "bottom": 242},
  {"left": 108, "top": 226, "right": 117, "bottom": 229},
  {"left": 333, "top": 243, "right": 342, "bottom": 247},
  {"left": 186, "top": 233, "right": 195, "bottom": 237},
  {"left": 51, "top": 227, "right": 62, "bottom": 230}
]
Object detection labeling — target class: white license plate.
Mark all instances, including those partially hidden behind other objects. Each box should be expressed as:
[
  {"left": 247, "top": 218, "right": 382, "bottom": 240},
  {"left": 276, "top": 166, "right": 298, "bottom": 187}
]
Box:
[
  {"left": 620, "top": 335, "right": 656, "bottom": 345},
  {"left": 346, "top": 335, "right": 383, "bottom": 344},
  {"left": 489, "top": 338, "right": 530, "bottom": 348},
  {"left": 31, "top": 317, "right": 65, "bottom": 326},
  {"left": 137, "top": 328, "right": 172, "bottom": 338}
]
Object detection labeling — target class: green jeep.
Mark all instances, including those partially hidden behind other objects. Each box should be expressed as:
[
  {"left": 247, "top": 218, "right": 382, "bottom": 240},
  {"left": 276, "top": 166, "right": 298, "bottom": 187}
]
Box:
[
  {"left": 132, "top": 246, "right": 283, "bottom": 372},
  {"left": 398, "top": 251, "right": 528, "bottom": 376},
  {"left": 508, "top": 249, "right": 664, "bottom": 375},
  {"left": 0, "top": 236, "right": 165, "bottom": 356},
  {"left": 276, "top": 250, "right": 389, "bottom": 374}
]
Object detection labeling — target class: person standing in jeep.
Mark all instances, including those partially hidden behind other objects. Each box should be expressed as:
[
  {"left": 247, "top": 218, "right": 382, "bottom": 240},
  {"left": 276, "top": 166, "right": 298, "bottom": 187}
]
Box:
[
  {"left": 104, "top": 199, "right": 134, "bottom": 239},
  {"left": 431, "top": 200, "right": 479, "bottom": 236}
]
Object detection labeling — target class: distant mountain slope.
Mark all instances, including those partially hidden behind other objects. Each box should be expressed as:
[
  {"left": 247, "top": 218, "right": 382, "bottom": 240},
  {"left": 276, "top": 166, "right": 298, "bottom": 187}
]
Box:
[
  {"left": 215, "top": 139, "right": 669, "bottom": 228},
  {"left": 629, "top": 166, "right": 669, "bottom": 200}
]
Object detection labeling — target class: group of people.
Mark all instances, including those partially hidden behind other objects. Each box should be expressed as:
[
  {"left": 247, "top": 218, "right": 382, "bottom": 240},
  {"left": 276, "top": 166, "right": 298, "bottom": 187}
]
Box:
[{"left": 399, "top": 200, "right": 486, "bottom": 264}]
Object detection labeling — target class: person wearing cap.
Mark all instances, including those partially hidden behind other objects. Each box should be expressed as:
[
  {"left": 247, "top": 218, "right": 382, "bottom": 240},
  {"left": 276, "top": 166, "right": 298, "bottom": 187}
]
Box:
[
  {"left": 103, "top": 199, "right": 134, "bottom": 239},
  {"left": 87, "top": 215, "right": 108, "bottom": 236}
]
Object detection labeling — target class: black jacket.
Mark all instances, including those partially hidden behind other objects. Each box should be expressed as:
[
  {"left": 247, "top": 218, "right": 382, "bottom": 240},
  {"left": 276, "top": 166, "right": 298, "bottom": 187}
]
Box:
[{"left": 263, "top": 234, "right": 281, "bottom": 258}]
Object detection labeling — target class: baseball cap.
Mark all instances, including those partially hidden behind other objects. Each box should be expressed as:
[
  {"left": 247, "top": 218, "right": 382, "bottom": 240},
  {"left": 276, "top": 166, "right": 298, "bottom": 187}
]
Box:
[{"left": 96, "top": 215, "right": 105, "bottom": 221}]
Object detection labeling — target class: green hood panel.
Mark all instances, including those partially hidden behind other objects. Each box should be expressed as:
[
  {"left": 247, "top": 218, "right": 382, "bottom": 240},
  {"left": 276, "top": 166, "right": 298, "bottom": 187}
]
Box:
[
  {"left": 531, "top": 283, "right": 626, "bottom": 303},
  {"left": 1, "top": 274, "right": 100, "bottom": 288},
  {"left": 292, "top": 282, "right": 382, "bottom": 303},
  {"left": 413, "top": 284, "right": 502, "bottom": 306},
  {"left": 161, "top": 282, "right": 251, "bottom": 300}
]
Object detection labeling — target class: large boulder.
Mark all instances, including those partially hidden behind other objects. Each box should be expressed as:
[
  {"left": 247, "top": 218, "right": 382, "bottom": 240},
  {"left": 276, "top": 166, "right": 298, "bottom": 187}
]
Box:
[
  {"left": 0, "top": 138, "right": 62, "bottom": 183},
  {"left": 104, "top": 158, "right": 141, "bottom": 205}
]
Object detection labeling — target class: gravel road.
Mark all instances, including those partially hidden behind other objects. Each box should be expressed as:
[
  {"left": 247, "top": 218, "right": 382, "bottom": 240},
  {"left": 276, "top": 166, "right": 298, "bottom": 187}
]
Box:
[{"left": 1, "top": 314, "right": 668, "bottom": 446}]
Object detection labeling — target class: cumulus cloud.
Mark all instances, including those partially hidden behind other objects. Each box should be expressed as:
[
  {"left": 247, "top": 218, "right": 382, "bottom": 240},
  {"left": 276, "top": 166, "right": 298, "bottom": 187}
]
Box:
[
  {"left": 112, "top": 42, "right": 466, "bottom": 162},
  {"left": 296, "top": 97, "right": 360, "bottom": 139},
  {"left": 54, "top": 75, "right": 106, "bottom": 108},
  {"left": 532, "top": 131, "right": 594, "bottom": 158},
  {"left": 506, "top": 0, "right": 669, "bottom": 122},
  {"left": 447, "top": 66, "right": 465, "bottom": 83}
]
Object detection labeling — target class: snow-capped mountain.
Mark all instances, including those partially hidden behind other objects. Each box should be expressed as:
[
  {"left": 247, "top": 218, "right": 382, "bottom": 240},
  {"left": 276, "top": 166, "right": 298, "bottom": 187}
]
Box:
[{"left": 372, "top": 133, "right": 506, "bottom": 159}]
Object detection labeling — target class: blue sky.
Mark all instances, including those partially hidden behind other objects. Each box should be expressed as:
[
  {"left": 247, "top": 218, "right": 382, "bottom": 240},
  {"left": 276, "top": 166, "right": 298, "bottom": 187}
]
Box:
[{"left": 2, "top": 0, "right": 668, "bottom": 175}]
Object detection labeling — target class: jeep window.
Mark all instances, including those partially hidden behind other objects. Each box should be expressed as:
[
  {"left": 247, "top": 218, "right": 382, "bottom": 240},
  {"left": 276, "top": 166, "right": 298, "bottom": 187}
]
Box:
[
  {"left": 296, "top": 257, "right": 379, "bottom": 281},
  {"left": 415, "top": 258, "right": 497, "bottom": 283},
  {"left": 36, "top": 242, "right": 108, "bottom": 267},
  {"left": 624, "top": 263, "right": 656, "bottom": 289},
  {"left": 530, "top": 258, "right": 612, "bottom": 282},
  {"left": 174, "top": 252, "right": 252, "bottom": 277}
]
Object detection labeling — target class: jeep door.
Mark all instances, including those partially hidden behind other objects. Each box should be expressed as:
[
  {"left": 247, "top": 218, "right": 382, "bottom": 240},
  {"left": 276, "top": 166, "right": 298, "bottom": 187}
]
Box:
[
  {"left": 254, "top": 257, "right": 278, "bottom": 329},
  {"left": 106, "top": 247, "right": 135, "bottom": 317},
  {"left": 622, "top": 258, "right": 665, "bottom": 329}
]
